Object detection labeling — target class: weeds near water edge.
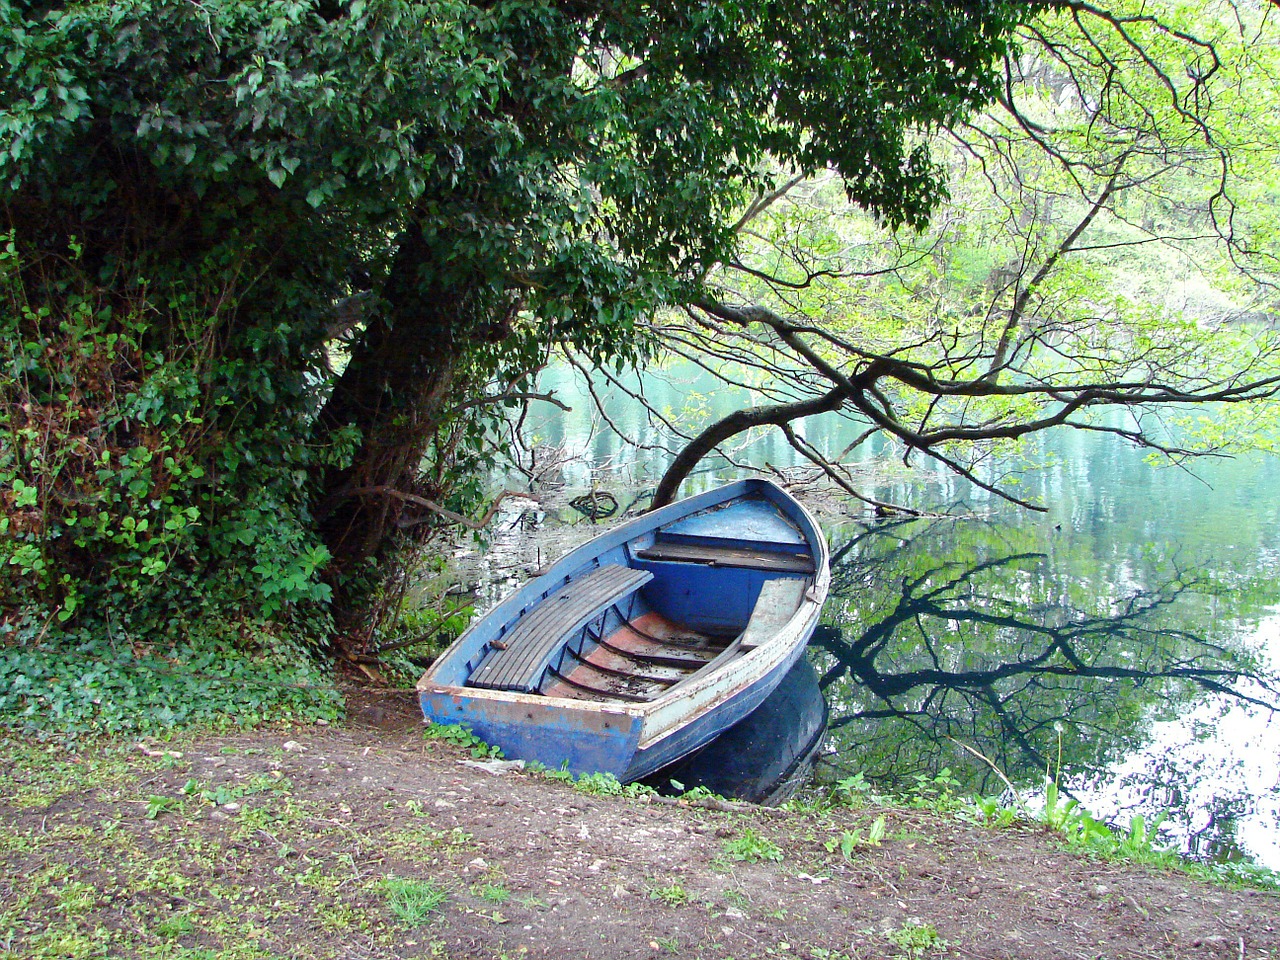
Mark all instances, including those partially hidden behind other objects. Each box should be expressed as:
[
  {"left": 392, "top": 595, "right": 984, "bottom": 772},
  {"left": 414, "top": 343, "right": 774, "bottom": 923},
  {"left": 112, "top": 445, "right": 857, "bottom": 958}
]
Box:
[
  {"left": 723, "top": 827, "right": 784, "bottom": 863},
  {"left": 573, "top": 771, "right": 626, "bottom": 795},
  {"left": 954, "top": 733, "right": 1280, "bottom": 892},
  {"left": 422, "top": 721, "right": 504, "bottom": 759},
  {"left": 907, "top": 768, "right": 965, "bottom": 813},
  {"left": 828, "top": 772, "right": 878, "bottom": 807},
  {"left": 528, "top": 765, "right": 658, "bottom": 799},
  {"left": 825, "top": 815, "right": 887, "bottom": 859}
]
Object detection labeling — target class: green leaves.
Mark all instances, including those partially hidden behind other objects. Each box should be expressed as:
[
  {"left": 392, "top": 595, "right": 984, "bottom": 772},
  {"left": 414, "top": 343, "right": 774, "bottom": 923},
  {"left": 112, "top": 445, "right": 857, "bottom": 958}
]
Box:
[
  {"left": 251, "top": 544, "right": 334, "bottom": 618},
  {"left": 0, "top": 232, "right": 336, "bottom": 646},
  {"left": 422, "top": 721, "right": 504, "bottom": 759},
  {"left": 722, "top": 827, "right": 784, "bottom": 863},
  {"left": 0, "top": 635, "right": 342, "bottom": 739},
  {"left": 824, "top": 815, "right": 887, "bottom": 859}
]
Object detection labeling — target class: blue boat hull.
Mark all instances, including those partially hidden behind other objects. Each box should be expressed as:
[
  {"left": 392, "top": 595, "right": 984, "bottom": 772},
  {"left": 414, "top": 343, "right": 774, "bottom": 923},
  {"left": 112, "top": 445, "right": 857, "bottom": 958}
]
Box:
[
  {"left": 619, "top": 630, "right": 813, "bottom": 780},
  {"left": 642, "top": 658, "right": 828, "bottom": 804}
]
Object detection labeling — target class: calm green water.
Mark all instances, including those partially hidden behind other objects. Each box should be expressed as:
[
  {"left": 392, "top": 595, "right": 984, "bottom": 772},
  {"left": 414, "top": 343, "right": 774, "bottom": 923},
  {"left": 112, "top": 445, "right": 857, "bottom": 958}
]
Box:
[{"left": 510, "top": 362, "right": 1280, "bottom": 869}]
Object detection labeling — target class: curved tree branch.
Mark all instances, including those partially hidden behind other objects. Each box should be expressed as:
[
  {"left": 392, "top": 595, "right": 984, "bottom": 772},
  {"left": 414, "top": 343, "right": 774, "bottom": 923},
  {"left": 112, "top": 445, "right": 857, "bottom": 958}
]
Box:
[{"left": 651, "top": 387, "right": 848, "bottom": 508}]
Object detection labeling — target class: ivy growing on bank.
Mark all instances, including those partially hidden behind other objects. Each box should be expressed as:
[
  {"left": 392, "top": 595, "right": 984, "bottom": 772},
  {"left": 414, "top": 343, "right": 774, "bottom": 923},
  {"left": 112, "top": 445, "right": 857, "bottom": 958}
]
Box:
[{"left": 0, "top": 637, "right": 341, "bottom": 737}]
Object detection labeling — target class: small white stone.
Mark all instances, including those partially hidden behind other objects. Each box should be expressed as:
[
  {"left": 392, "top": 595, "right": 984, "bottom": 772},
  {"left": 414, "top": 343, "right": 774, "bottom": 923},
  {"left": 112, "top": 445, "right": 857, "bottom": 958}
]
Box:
[{"left": 796, "top": 873, "right": 830, "bottom": 885}]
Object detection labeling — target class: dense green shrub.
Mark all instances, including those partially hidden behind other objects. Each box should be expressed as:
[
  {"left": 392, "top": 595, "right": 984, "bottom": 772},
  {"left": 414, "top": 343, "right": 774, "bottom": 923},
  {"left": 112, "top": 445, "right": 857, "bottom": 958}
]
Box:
[
  {"left": 0, "top": 234, "right": 337, "bottom": 638},
  {"left": 0, "top": 231, "right": 346, "bottom": 739}
]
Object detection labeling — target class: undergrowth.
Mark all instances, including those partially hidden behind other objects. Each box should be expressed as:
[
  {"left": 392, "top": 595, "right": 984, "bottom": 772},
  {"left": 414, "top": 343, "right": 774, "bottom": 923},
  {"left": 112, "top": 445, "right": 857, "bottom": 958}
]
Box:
[
  {"left": 0, "top": 634, "right": 341, "bottom": 738},
  {"left": 422, "top": 721, "right": 504, "bottom": 759}
]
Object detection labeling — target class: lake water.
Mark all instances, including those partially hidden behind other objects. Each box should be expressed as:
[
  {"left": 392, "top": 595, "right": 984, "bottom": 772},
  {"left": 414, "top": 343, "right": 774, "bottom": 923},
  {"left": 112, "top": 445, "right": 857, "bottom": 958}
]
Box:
[{"left": 465, "top": 362, "right": 1280, "bottom": 869}]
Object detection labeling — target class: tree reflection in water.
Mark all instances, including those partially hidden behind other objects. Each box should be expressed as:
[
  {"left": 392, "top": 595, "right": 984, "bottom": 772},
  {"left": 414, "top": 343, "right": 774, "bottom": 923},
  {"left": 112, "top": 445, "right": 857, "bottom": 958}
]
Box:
[{"left": 812, "top": 516, "right": 1280, "bottom": 867}]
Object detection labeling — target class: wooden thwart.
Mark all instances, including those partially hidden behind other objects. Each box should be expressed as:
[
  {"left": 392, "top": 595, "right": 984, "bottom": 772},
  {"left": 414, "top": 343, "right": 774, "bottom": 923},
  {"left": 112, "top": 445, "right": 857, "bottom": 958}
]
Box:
[
  {"left": 633, "top": 540, "right": 815, "bottom": 574},
  {"left": 469, "top": 564, "right": 653, "bottom": 693}
]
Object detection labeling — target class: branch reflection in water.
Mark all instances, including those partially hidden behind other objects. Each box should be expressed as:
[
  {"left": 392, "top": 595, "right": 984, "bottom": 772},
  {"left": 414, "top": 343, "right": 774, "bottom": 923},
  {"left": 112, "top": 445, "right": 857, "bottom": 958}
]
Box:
[{"left": 812, "top": 515, "right": 1280, "bottom": 869}]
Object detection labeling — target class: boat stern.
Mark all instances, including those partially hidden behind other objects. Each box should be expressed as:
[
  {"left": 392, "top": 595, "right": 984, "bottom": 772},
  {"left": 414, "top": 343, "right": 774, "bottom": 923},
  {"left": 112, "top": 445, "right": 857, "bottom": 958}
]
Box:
[{"left": 419, "top": 684, "right": 645, "bottom": 778}]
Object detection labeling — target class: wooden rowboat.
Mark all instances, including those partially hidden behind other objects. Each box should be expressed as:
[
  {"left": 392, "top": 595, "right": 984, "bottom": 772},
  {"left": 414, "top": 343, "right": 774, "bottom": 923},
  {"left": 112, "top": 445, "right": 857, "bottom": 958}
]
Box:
[{"left": 417, "top": 478, "right": 830, "bottom": 780}]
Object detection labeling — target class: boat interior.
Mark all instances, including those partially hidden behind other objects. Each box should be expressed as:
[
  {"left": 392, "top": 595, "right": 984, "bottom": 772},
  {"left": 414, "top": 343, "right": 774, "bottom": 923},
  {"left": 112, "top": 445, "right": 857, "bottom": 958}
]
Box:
[{"left": 465, "top": 494, "right": 817, "bottom": 704}]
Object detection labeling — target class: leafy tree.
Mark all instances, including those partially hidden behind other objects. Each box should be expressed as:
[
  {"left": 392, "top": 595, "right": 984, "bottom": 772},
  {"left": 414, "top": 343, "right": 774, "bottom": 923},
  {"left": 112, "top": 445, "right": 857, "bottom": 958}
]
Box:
[
  {"left": 1, "top": 0, "right": 1026, "bottom": 648},
  {"left": 643, "top": 0, "right": 1280, "bottom": 507}
]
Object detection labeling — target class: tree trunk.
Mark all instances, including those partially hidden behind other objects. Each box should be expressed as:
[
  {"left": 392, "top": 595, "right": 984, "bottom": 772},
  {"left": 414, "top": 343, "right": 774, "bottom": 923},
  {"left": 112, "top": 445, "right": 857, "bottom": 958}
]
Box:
[{"left": 314, "top": 225, "right": 473, "bottom": 575}]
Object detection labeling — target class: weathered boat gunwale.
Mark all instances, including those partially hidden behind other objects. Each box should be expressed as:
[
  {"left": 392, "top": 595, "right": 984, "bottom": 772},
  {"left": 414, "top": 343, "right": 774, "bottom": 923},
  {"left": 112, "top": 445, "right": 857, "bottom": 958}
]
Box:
[{"left": 633, "top": 540, "right": 816, "bottom": 573}]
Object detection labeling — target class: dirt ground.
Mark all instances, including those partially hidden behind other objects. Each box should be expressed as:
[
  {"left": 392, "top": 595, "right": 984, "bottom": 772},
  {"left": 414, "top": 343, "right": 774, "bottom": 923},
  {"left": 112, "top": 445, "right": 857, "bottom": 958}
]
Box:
[{"left": 2, "top": 686, "right": 1277, "bottom": 960}]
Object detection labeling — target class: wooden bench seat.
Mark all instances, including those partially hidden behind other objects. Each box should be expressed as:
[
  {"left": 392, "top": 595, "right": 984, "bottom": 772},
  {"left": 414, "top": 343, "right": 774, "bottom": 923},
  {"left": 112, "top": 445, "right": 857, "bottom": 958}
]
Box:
[
  {"left": 633, "top": 540, "right": 815, "bottom": 574},
  {"left": 468, "top": 564, "right": 654, "bottom": 693}
]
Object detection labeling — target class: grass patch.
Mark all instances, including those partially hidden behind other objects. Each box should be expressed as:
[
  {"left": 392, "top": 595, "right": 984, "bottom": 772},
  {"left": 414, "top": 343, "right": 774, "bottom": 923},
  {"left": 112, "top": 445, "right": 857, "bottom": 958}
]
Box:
[
  {"left": 648, "top": 880, "right": 690, "bottom": 906},
  {"left": 887, "top": 921, "right": 947, "bottom": 959},
  {"left": 382, "top": 876, "right": 449, "bottom": 926},
  {"left": 471, "top": 881, "right": 510, "bottom": 904},
  {"left": 154, "top": 911, "right": 198, "bottom": 939},
  {"left": 383, "top": 824, "right": 475, "bottom": 859}
]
